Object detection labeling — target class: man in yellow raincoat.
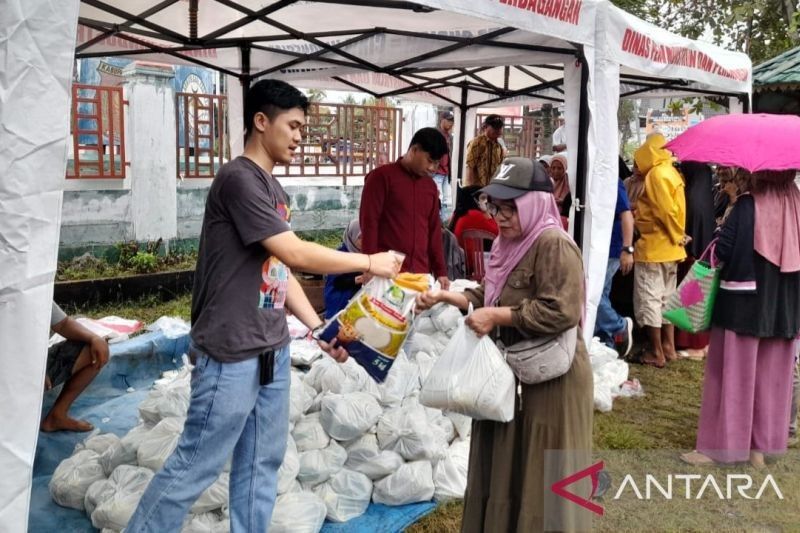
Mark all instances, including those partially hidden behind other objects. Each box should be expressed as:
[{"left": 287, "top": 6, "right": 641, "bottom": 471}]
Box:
[{"left": 632, "top": 133, "right": 688, "bottom": 368}]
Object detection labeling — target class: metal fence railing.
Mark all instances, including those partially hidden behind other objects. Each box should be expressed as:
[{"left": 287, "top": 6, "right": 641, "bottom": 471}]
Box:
[
  {"left": 68, "top": 84, "right": 127, "bottom": 179},
  {"left": 176, "top": 92, "right": 227, "bottom": 179},
  {"left": 475, "top": 113, "right": 546, "bottom": 159},
  {"left": 272, "top": 102, "right": 403, "bottom": 184}
]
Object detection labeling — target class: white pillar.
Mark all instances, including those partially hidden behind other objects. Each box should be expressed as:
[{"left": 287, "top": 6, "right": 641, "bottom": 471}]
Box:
[
  {"left": 728, "top": 96, "right": 744, "bottom": 114},
  {"left": 226, "top": 74, "right": 245, "bottom": 158},
  {"left": 122, "top": 62, "right": 178, "bottom": 242},
  {"left": 0, "top": 2, "right": 79, "bottom": 530},
  {"left": 453, "top": 107, "right": 477, "bottom": 189}
]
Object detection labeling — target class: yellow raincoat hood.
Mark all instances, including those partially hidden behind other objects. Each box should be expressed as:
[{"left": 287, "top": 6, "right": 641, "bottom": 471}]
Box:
[
  {"left": 634, "top": 133, "right": 672, "bottom": 174},
  {"left": 632, "top": 133, "right": 687, "bottom": 263}
]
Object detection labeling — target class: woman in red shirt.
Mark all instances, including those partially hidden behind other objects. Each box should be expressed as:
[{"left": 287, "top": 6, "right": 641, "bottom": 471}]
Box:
[{"left": 452, "top": 186, "right": 499, "bottom": 250}]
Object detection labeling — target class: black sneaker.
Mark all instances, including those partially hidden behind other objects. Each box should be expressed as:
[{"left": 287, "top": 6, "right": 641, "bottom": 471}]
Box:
[{"left": 613, "top": 317, "right": 634, "bottom": 357}]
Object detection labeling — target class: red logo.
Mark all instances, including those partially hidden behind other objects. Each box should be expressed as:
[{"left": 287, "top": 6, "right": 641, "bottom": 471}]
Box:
[{"left": 551, "top": 460, "right": 605, "bottom": 516}]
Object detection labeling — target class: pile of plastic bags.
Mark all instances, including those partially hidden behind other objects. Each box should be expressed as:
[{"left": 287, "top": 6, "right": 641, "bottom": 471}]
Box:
[
  {"left": 49, "top": 290, "right": 639, "bottom": 532},
  {"left": 50, "top": 301, "right": 474, "bottom": 533}
]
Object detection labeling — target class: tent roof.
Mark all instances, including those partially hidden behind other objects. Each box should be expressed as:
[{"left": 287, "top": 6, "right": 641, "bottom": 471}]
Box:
[
  {"left": 76, "top": 0, "right": 594, "bottom": 107},
  {"left": 753, "top": 45, "right": 800, "bottom": 90},
  {"left": 76, "top": 0, "right": 751, "bottom": 106}
]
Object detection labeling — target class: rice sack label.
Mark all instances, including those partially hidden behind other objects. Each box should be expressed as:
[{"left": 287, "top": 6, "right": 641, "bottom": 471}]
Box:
[{"left": 319, "top": 274, "right": 429, "bottom": 382}]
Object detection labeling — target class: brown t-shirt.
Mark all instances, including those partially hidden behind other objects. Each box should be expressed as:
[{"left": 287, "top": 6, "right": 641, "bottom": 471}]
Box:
[{"left": 190, "top": 156, "right": 292, "bottom": 362}]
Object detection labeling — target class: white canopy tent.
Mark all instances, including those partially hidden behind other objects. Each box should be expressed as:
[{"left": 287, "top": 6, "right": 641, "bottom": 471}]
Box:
[{"left": 0, "top": 2, "right": 751, "bottom": 530}]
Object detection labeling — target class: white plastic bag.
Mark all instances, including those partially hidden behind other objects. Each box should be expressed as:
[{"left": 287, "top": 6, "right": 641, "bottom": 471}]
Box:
[
  {"left": 377, "top": 350, "right": 420, "bottom": 407},
  {"left": 304, "top": 357, "right": 348, "bottom": 394},
  {"left": 290, "top": 338, "right": 323, "bottom": 366},
  {"left": 339, "top": 358, "right": 382, "bottom": 398},
  {"left": 376, "top": 405, "right": 447, "bottom": 461},
  {"left": 319, "top": 392, "right": 382, "bottom": 441},
  {"left": 372, "top": 460, "right": 435, "bottom": 506},
  {"left": 292, "top": 412, "right": 330, "bottom": 452},
  {"left": 313, "top": 469, "right": 373, "bottom": 522},
  {"left": 290, "top": 372, "right": 315, "bottom": 424},
  {"left": 74, "top": 432, "right": 121, "bottom": 456},
  {"left": 297, "top": 440, "right": 347, "bottom": 486},
  {"left": 414, "top": 351, "right": 436, "bottom": 384},
  {"left": 49, "top": 449, "right": 106, "bottom": 510},
  {"left": 147, "top": 316, "right": 191, "bottom": 339},
  {"left": 137, "top": 416, "right": 185, "bottom": 471},
  {"left": 277, "top": 435, "right": 300, "bottom": 495},
  {"left": 138, "top": 376, "right": 191, "bottom": 426},
  {"left": 100, "top": 423, "right": 150, "bottom": 476},
  {"left": 353, "top": 449, "right": 404, "bottom": 480},
  {"left": 344, "top": 434, "right": 404, "bottom": 480},
  {"left": 405, "top": 333, "right": 438, "bottom": 358},
  {"left": 433, "top": 439, "right": 470, "bottom": 501},
  {"left": 182, "top": 512, "right": 229, "bottom": 533},
  {"left": 84, "top": 479, "right": 115, "bottom": 517},
  {"left": 270, "top": 492, "right": 327, "bottom": 533},
  {"left": 191, "top": 472, "right": 229, "bottom": 514},
  {"left": 429, "top": 303, "right": 462, "bottom": 334},
  {"left": 444, "top": 411, "right": 472, "bottom": 440},
  {"left": 588, "top": 337, "right": 621, "bottom": 370},
  {"left": 421, "top": 321, "right": 515, "bottom": 422},
  {"left": 90, "top": 465, "right": 154, "bottom": 530},
  {"left": 344, "top": 433, "right": 379, "bottom": 470}
]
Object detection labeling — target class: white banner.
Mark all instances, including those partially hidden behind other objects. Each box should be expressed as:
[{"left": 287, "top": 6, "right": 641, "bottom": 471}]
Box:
[
  {"left": 602, "top": 3, "right": 751, "bottom": 94},
  {"left": 419, "top": 0, "right": 599, "bottom": 46}
]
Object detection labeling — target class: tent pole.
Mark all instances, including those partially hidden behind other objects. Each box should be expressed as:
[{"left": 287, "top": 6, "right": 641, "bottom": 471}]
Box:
[
  {"left": 241, "top": 44, "right": 251, "bottom": 124},
  {"left": 456, "top": 83, "right": 468, "bottom": 184},
  {"left": 574, "top": 48, "right": 590, "bottom": 248}
]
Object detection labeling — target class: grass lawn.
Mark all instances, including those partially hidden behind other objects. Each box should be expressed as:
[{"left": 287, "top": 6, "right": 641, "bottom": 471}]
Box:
[
  {"left": 409, "top": 360, "right": 708, "bottom": 532},
  {"left": 79, "top": 295, "right": 798, "bottom": 531}
]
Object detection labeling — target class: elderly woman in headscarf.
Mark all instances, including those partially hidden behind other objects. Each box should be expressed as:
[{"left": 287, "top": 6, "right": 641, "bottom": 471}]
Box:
[
  {"left": 549, "top": 153, "right": 572, "bottom": 218},
  {"left": 683, "top": 170, "right": 800, "bottom": 468},
  {"left": 415, "top": 158, "right": 593, "bottom": 532},
  {"left": 323, "top": 219, "right": 362, "bottom": 318}
]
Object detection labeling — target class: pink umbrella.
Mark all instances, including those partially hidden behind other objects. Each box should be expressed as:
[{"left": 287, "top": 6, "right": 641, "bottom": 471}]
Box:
[{"left": 664, "top": 113, "right": 800, "bottom": 172}]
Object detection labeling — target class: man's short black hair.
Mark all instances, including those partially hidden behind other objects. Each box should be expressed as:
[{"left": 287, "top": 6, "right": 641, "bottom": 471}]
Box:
[
  {"left": 244, "top": 79, "right": 309, "bottom": 135},
  {"left": 482, "top": 114, "right": 504, "bottom": 130},
  {"left": 409, "top": 127, "right": 448, "bottom": 160}
]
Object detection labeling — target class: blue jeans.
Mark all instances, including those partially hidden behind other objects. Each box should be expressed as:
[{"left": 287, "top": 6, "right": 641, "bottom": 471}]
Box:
[
  {"left": 126, "top": 343, "right": 291, "bottom": 532},
  {"left": 595, "top": 257, "right": 626, "bottom": 347},
  {"left": 432, "top": 173, "right": 452, "bottom": 222}
]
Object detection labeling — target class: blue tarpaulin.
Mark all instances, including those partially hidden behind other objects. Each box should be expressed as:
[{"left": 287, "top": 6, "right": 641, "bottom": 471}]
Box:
[{"left": 31, "top": 331, "right": 436, "bottom": 532}]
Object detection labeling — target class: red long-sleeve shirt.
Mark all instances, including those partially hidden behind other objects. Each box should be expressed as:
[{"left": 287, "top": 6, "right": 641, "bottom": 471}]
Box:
[{"left": 360, "top": 160, "right": 447, "bottom": 278}]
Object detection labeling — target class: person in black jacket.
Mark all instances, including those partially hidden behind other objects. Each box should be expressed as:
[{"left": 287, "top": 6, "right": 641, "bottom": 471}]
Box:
[{"left": 684, "top": 170, "right": 800, "bottom": 468}]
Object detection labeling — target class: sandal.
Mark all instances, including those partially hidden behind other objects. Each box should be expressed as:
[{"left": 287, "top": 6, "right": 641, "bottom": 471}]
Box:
[{"left": 680, "top": 451, "right": 715, "bottom": 466}]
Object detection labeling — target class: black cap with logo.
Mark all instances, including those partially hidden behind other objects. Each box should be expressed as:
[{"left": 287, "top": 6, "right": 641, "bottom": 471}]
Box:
[
  {"left": 441, "top": 110, "right": 455, "bottom": 121},
  {"left": 479, "top": 157, "right": 553, "bottom": 200}
]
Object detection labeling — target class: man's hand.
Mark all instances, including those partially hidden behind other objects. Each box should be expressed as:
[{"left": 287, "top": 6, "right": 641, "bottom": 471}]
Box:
[
  {"left": 620, "top": 253, "right": 634, "bottom": 275},
  {"left": 368, "top": 252, "right": 403, "bottom": 278},
  {"left": 465, "top": 307, "right": 497, "bottom": 337},
  {"left": 89, "top": 336, "right": 110, "bottom": 367},
  {"left": 318, "top": 337, "right": 348, "bottom": 363},
  {"left": 679, "top": 235, "right": 693, "bottom": 247},
  {"left": 437, "top": 276, "right": 451, "bottom": 290}
]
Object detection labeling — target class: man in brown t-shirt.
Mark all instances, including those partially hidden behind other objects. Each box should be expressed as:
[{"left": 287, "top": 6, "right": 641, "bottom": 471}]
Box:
[{"left": 126, "top": 80, "right": 401, "bottom": 532}]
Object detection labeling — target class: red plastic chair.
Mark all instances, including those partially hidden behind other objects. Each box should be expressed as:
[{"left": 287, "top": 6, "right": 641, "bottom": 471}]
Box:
[{"left": 461, "top": 229, "right": 497, "bottom": 282}]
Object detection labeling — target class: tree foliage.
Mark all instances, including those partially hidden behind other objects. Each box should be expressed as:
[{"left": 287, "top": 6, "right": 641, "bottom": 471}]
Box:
[{"left": 610, "top": 0, "right": 800, "bottom": 64}]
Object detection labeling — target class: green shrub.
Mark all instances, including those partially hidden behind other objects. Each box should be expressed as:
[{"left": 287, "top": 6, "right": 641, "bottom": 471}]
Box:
[{"left": 129, "top": 251, "right": 158, "bottom": 273}]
